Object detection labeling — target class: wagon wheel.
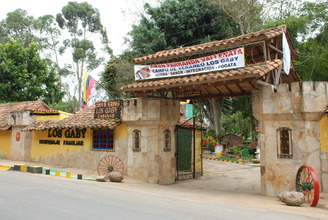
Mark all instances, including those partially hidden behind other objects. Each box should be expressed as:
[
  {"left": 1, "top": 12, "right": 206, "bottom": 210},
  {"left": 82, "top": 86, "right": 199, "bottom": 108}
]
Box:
[
  {"left": 296, "top": 165, "right": 320, "bottom": 207},
  {"left": 97, "top": 155, "right": 124, "bottom": 176}
]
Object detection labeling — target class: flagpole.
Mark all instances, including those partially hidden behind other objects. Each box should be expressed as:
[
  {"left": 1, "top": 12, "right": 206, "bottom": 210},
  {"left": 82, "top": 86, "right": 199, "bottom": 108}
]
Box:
[{"left": 93, "top": 80, "right": 112, "bottom": 94}]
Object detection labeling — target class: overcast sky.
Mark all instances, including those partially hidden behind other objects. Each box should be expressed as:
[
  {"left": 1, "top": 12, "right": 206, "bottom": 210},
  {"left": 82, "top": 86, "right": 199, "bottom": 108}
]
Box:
[{"left": 0, "top": 0, "right": 151, "bottom": 55}]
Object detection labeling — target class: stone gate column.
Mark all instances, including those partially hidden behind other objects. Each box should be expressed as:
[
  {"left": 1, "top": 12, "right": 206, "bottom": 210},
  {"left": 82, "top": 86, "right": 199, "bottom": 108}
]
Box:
[
  {"left": 122, "top": 97, "right": 180, "bottom": 184},
  {"left": 252, "top": 82, "right": 328, "bottom": 196}
]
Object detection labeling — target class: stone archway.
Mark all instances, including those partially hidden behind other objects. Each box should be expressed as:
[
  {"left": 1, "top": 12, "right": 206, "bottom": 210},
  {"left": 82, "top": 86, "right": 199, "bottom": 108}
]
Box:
[{"left": 120, "top": 26, "right": 326, "bottom": 196}]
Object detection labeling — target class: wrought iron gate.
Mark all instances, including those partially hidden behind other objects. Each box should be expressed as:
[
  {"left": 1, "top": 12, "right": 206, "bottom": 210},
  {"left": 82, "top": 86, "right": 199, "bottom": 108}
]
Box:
[{"left": 176, "top": 124, "right": 203, "bottom": 180}]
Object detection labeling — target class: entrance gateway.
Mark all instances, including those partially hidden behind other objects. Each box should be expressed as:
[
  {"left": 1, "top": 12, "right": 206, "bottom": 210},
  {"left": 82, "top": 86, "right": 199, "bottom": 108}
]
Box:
[
  {"left": 121, "top": 25, "right": 328, "bottom": 196},
  {"left": 4, "top": 25, "right": 325, "bottom": 197}
]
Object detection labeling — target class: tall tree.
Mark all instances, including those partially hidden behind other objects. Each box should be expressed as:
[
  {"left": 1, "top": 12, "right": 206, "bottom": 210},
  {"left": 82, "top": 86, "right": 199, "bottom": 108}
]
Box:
[
  {"left": 56, "top": 1, "right": 111, "bottom": 112},
  {"left": 0, "top": 9, "right": 71, "bottom": 96},
  {"left": 126, "top": 0, "right": 239, "bottom": 57},
  {"left": 103, "top": 0, "right": 241, "bottom": 136},
  {"left": 0, "top": 40, "right": 64, "bottom": 103},
  {"left": 0, "top": 9, "right": 40, "bottom": 48},
  {"left": 264, "top": 1, "right": 328, "bottom": 81},
  {"left": 100, "top": 57, "right": 135, "bottom": 100},
  {"left": 296, "top": 1, "right": 328, "bottom": 81},
  {"left": 208, "top": 0, "right": 264, "bottom": 34}
]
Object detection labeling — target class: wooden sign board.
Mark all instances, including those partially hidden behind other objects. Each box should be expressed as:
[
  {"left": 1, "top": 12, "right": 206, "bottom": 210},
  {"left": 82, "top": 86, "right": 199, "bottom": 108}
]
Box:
[
  {"left": 176, "top": 90, "right": 202, "bottom": 99},
  {"left": 94, "top": 101, "right": 122, "bottom": 119}
]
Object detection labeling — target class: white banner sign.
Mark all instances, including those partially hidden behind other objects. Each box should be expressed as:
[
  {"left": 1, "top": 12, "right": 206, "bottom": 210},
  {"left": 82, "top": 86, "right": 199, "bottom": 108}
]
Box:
[
  {"left": 134, "top": 47, "right": 245, "bottom": 81},
  {"left": 282, "top": 31, "right": 291, "bottom": 75}
]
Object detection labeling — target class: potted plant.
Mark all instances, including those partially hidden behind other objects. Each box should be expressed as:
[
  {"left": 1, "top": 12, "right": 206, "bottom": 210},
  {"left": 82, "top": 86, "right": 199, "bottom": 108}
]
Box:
[{"left": 232, "top": 145, "right": 242, "bottom": 159}]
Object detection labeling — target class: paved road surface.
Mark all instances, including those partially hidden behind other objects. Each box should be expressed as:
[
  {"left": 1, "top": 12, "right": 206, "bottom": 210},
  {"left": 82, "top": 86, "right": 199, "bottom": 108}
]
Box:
[
  {"left": 1, "top": 158, "right": 328, "bottom": 219},
  {"left": 0, "top": 170, "right": 325, "bottom": 220}
]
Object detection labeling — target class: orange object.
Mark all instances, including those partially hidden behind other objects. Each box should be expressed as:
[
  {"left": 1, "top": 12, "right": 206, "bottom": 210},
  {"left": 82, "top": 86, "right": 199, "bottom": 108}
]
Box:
[{"left": 16, "top": 132, "right": 20, "bottom": 141}]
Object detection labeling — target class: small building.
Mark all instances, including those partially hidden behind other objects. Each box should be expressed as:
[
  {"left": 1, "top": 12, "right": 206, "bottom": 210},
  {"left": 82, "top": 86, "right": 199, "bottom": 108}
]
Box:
[
  {"left": 7, "top": 98, "right": 181, "bottom": 184},
  {"left": 1, "top": 98, "right": 205, "bottom": 184},
  {"left": 0, "top": 101, "right": 71, "bottom": 161}
]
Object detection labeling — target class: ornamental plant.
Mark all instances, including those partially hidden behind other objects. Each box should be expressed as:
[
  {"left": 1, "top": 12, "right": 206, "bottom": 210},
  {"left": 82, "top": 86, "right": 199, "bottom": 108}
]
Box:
[{"left": 202, "top": 133, "right": 217, "bottom": 152}]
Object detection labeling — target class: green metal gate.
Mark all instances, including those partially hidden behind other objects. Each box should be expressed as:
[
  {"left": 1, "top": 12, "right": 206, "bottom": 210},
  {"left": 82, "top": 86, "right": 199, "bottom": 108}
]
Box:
[
  {"left": 176, "top": 128, "right": 192, "bottom": 179},
  {"left": 176, "top": 125, "right": 203, "bottom": 180}
]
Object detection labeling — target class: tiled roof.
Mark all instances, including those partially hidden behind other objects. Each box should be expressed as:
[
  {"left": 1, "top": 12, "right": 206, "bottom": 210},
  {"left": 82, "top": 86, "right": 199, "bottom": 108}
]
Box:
[
  {"left": 0, "top": 101, "right": 58, "bottom": 130},
  {"left": 22, "top": 120, "right": 55, "bottom": 131},
  {"left": 177, "top": 116, "right": 207, "bottom": 130},
  {"left": 133, "top": 25, "right": 295, "bottom": 64},
  {"left": 23, "top": 105, "right": 121, "bottom": 131},
  {"left": 123, "top": 25, "right": 301, "bottom": 99},
  {"left": 122, "top": 59, "right": 294, "bottom": 93}
]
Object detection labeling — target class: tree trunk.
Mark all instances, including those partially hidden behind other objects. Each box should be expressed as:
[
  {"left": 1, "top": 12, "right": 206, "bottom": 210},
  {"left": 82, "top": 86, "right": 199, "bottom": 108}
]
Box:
[{"left": 209, "top": 98, "right": 224, "bottom": 136}]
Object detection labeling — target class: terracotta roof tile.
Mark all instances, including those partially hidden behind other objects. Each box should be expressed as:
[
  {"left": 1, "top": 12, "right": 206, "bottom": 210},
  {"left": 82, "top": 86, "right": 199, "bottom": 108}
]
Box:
[
  {"left": 122, "top": 60, "right": 283, "bottom": 92},
  {"left": 177, "top": 116, "right": 207, "bottom": 130},
  {"left": 22, "top": 120, "right": 54, "bottom": 131},
  {"left": 24, "top": 105, "right": 121, "bottom": 131},
  {"left": 134, "top": 25, "right": 288, "bottom": 64},
  {"left": 0, "top": 101, "right": 57, "bottom": 130}
]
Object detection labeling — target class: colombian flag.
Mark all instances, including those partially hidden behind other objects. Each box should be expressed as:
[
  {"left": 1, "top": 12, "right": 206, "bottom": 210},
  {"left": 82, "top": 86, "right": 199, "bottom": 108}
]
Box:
[{"left": 82, "top": 70, "right": 96, "bottom": 109}]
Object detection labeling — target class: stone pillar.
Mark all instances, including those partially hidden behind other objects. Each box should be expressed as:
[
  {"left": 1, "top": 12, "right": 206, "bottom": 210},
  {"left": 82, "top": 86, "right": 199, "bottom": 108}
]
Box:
[
  {"left": 9, "top": 111, "right": 34, "bottom": 161},
  {"left": 122, "top": 97, "right": 180, "bottom": 184},
  {"left": 252, "top": 82, "right": 328, "bottom": 196}
]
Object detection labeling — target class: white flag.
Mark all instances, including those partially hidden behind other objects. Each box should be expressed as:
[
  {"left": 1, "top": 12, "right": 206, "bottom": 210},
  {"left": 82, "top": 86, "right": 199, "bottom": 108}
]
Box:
[{"left": 282, "top": 31, "right": 291, "bottom": 75}]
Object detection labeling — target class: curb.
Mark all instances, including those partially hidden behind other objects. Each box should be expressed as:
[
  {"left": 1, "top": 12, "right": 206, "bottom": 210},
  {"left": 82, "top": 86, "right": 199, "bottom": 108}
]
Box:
[
  {"left": 3, "top": 164, "right": 96, "bottom": 181},
  {"left": 203, "top": 157, "right": 245, "bottom": 165},
  {"left": 0, "top": 165, "right": 12, "bottom": 171}
]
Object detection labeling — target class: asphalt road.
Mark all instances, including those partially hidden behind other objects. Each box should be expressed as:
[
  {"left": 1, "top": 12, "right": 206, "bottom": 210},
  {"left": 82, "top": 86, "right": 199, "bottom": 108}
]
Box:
[{"left": 0, "top": 169, "right": 326, "bottom": 220}]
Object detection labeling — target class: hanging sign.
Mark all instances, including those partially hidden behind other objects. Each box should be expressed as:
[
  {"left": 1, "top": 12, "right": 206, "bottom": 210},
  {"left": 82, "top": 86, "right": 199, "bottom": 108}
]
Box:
[
  {"left": 176, "top": 90, "right": 202, "bottom": 98},
  {"left": 94, "top": 101, "right": 122, "bottom": 119},
  {"left": 134, "top": 47, "right": 245, "bottom": 80}
]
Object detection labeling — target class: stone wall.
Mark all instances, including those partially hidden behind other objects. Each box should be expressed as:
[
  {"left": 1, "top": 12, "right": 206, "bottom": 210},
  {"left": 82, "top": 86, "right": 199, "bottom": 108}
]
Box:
[
  {"left": 8, "top": 111, "right": 34, "bottom": 161},
  {"left": 252, "top": 82, "right": 328, "bottom": 196},
  {"left": 122, "top": 97, "right": 180, "bottom": 184},
  {"left": 11, "top": 126, "right": 32, "bottom": 161}
]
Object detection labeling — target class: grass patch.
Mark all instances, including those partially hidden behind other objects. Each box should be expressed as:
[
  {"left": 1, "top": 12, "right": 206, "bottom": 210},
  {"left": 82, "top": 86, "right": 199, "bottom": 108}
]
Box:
[
  {"left": 218, "top": 157, "right": 238, "bottom": 162},
  {"left": 217, "top": 155, "right": 256, "bottom": 163}
]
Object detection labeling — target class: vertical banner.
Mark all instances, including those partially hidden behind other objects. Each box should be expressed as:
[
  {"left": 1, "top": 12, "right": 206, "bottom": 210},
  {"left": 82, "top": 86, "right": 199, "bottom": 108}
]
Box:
[
  {"left": 282, "top": 31, "right": 291, "bottom": 75},
  {"left": 134, "top": 47, "right": 245, "bottom": 80}
]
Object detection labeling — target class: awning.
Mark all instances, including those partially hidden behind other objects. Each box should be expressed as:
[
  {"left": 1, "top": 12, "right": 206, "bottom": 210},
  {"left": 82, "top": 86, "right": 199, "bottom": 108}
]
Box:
[{"left": 121, "top": 59, "right": 300, "bottom": 99}]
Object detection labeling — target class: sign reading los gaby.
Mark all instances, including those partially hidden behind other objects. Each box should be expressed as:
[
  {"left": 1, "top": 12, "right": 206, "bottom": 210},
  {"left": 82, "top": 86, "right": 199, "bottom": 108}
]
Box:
[
  {"left": 134, "top": 47, "right": 245, "bottom": 80},
  {"left": 39, "top": 128, "right": 87, "bottom": 146},
  {"left": 94, "top": 100, "right": 122, "bottom": 119}
]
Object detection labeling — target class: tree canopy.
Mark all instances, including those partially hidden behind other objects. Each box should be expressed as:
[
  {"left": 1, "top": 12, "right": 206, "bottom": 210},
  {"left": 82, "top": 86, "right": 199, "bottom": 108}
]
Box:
[
  {"left": 126, "top": 0, "right": 240, "bottom": 57},
  {"left": 56, "top": 1, "right": 111, "bottom": 111},
  {"left": 264, "top": 1, "right": 328, "bottom": 81},
  {"left": 0, "top": 40, "right": 64, "bottom": 103},
  {"left": 0, "top": 0, "right": 326, "bottom": 123},
  {"left": 0, "top": 9, "right": 39, "bottom": 48}
]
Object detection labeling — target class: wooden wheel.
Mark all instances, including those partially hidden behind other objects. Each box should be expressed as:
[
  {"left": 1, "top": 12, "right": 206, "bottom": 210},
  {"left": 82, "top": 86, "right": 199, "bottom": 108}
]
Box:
[
  {"left": 97, "top": 155, "right": 124, "bottom": 176},
  {"left": 296, "top": 165, "right": 320, "bottom": 207}
]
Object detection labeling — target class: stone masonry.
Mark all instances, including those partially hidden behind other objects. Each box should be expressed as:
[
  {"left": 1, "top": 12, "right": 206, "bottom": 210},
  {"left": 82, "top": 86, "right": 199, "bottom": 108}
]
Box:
[
  {"left": 122, "top": 97, "right": 180, "bottom": 185},
  {"left": 252, "top": 82, "right": 328, "bottom": 196}
]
